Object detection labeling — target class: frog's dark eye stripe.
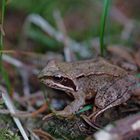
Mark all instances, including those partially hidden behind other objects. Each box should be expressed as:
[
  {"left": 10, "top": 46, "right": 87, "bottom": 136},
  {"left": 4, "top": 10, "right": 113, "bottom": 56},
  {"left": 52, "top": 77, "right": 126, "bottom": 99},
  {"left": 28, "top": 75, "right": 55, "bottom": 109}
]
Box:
[
  {"left": 43, "top": 76, "right": 76, "bottom": 91},
  {"left": 59, "top": 77, "right": 76, "bottom": 91}
]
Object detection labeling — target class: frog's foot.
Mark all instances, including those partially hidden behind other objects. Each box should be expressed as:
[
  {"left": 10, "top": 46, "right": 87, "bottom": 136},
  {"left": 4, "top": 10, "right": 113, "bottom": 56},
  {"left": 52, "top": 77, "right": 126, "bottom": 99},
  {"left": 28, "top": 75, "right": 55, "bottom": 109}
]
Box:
[
  {"left": 89, "top": 102, "right": 120, "bottom": 122},
  {"left": 81, "top": 115, "right": 101, "bottom": 130},
  {"left": 54, "top": 110, "right": 74, "bottom": 118},
  {"left": 43, "top": 110, "right": 74, "bottom": 120},
  {"left": 80, "top": 109, "right": 104, "bottom": 129},
  {"left": 88, "top": 108, "right": 107, "bottom": 122},
  {"left": 43, "top": 112, "right": 55, "bottom": 120}
]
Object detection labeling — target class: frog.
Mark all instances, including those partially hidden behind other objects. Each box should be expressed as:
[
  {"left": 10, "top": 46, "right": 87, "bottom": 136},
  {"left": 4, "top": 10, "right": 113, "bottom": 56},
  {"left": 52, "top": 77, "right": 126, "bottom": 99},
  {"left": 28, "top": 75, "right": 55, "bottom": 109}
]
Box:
[{"left": 38, "top": 57, "right": 137, "bottom": 121}]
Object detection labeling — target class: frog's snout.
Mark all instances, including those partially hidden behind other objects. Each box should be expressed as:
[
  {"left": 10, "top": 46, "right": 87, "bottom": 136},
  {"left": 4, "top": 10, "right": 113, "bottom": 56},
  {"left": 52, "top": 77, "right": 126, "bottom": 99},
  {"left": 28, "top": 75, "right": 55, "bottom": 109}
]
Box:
[{"left": 38, "top": 70, "right": 44, "bottom": 80}]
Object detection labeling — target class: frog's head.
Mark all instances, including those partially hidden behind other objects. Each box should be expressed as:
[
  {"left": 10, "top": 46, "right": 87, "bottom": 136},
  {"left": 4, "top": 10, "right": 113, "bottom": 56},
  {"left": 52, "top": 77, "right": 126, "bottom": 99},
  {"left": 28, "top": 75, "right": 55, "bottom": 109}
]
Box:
[{"left": 38, "top": 60, "right": 77, "bottom": 93}]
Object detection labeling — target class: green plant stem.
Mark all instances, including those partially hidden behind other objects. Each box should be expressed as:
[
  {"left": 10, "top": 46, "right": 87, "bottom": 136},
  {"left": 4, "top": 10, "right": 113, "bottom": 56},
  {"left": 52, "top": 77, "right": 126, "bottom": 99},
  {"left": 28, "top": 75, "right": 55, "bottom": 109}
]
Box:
[
  {"left": 0, "top": 0, "right": 11, "bottom": 93},
  {"left": 0, "top": 0, "right": 6, "bottom": 66},
  {"left": 0, "top": 0, "right": 6, "bottom": 46},
  {"left": 100, "top": 0, "right": 110, "bottom": 57}
]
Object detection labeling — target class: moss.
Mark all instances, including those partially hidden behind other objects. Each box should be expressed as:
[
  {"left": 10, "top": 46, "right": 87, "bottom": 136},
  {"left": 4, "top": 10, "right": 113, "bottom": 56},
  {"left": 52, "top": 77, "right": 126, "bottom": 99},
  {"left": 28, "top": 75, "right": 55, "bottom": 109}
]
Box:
[{"left": 0, "top": 128, "right": 20, "bottom": 140}]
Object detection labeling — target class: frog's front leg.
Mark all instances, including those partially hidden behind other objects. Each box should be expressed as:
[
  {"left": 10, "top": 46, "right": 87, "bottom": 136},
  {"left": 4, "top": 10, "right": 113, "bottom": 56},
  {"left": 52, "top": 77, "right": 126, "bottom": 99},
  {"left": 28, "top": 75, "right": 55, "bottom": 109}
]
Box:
[
  {"left": 55, "top": 97, "right": 85, "bottom": 117},
  {"left": 44, "top": 91, "right": 86, "bottom": 119}
]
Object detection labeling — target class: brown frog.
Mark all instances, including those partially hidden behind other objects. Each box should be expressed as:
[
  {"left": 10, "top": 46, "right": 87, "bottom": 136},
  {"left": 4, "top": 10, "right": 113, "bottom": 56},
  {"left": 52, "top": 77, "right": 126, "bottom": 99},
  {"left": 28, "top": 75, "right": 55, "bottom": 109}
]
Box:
[{"left": 38, "top": 58, "right": 137, "bottom": 120}]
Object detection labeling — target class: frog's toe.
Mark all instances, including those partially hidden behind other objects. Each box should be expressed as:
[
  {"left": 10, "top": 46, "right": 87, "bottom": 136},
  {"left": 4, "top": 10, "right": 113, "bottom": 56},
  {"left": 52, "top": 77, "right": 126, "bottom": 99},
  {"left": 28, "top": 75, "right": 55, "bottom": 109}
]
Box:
[
  {"left": 43, "top": 112, "right": 55, "bottom": 120},
  {"left": 43, "top": 110, "right": 73, "bottom": 120},
  {"left": 55, "top": 110, "right": 74, "bottom": 118},
  {"left": 81, "top": 115, "right": 100, "bottom": 130}
]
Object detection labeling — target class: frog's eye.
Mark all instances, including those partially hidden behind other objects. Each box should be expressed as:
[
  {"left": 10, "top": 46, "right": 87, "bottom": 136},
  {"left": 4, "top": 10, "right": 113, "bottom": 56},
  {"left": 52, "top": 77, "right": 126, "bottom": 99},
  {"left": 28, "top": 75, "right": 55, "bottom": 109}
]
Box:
[
  {"left": 53, "top": 76, "right": 63, "bottom": 82},
  {"left": 61, "top": 78, "right": 76, "bottom": 91}
]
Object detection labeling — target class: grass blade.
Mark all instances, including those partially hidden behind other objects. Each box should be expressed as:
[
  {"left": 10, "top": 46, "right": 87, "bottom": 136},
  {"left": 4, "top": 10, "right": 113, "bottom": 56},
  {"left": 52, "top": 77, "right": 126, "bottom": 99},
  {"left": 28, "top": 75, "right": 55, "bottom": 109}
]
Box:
[
  {"left": 100, "top": 0, "right": 110, "bottom": 57},
  {"left": 0, "top": 0, "right": 6, "bottom": 60}
]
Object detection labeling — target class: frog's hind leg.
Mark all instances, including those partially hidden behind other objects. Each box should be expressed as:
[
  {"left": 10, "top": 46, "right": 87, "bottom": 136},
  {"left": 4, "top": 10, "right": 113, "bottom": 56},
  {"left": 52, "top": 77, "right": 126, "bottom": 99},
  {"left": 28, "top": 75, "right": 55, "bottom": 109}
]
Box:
[
  {"left": 81, "top": 105, "right": 115, "bottom": 129},
  {"left": 82, "top": 92, "right": 130, "bottom": 130},
  {"left": 89, "top": 91, "right": 131, "bottom": 122}
]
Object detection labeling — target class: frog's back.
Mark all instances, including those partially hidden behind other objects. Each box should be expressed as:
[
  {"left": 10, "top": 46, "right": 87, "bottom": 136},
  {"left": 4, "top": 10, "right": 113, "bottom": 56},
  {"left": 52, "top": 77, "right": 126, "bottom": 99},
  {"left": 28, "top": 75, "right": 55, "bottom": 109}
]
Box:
[
  {"left": 76, "top": 74, "right": 118, "bottom": 100},
  {"left": 57, "top": 58, "right": 127, "bottom": 79}
]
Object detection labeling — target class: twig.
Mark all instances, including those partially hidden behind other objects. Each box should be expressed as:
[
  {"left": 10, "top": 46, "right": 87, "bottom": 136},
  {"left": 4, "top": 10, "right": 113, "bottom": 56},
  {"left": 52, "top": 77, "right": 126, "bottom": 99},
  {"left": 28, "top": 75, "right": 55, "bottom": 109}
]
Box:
[
  {"left": 33, "top": 129, "right": 55, "bottom": 140},
  {"left": 0, "top": 109, "right": 42, "bottom": 118},
  {"left": 53, "top": 10, "right": 72, "bottom": 62},
  {"left": 22, "top": 14, "right": 92, "bottom": 58},
  {"left": 2, "top": 54, "right": 39, "bottom": 75},
  {"left": 0, "top": 101, "right": 48, "bottom": 118},
  {"left": 2, "top": 54, "right": 39, "bottom": 111}
]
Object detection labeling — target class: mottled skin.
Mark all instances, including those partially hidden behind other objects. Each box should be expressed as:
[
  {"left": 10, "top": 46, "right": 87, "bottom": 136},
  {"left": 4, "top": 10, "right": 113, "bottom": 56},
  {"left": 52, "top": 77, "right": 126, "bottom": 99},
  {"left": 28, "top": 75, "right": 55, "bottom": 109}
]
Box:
[{"left": 38, "top": 58, "right": 137, "bottom": 119}]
